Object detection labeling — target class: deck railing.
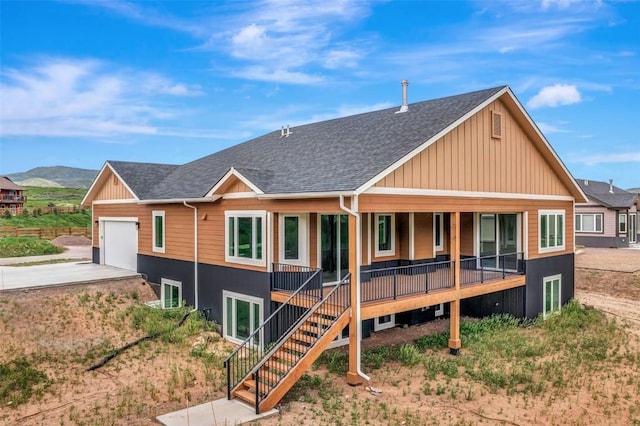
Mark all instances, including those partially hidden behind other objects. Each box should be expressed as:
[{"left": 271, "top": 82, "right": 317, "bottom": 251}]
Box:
[
  {"left": 224, "top": 266, "right": 322, "bottom": 400},
  {"left": 459, "top": 252, "right": 525, "bottom": 286},
  {"left": 361, "top": 260, "right": 454, "bottom": 303},
  {"left": 271, "top": 263, "right": 320, "bottom": 292}
]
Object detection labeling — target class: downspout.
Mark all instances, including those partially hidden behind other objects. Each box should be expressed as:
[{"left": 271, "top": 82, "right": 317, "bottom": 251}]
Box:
[
  {"left": 183, "top": 201, "right": 199, "bottom": 310},
  {"left": 339, "top": 194, "right": 371, "bottom": 383}
]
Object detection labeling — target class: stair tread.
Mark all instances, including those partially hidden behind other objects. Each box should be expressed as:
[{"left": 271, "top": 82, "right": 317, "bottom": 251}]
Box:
[
  {"left": 265, "top": 359, "right": 291, "bottom": 374},
  {"left": 234, "top": 388, "right": 257, "bottom": 405},
  {"left": 244, "top": 379, "right": 271, "bottom": 395},
  {"left": 283, "top": 341, "right": 310, "bottom": 354},
  {"left": 300, "top": 324, "right": 325, "bottom": 335},
  {"left": 309, "top": 314, "right": 335, "bottom": 326},
  {"left": 273, "top": 350, "right": 299, "bottom": 364},
  {"left": 292, "top": 332, "right": 317, "bottom": 344}
]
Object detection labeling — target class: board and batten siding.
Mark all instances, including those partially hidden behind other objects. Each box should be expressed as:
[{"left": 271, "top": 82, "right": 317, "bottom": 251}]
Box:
[
  {"left": 373, "top": 99, "right": 571, "bottom": 197},
  {"left": 93, "top": 168, "right": 135, "bottom": 201}
]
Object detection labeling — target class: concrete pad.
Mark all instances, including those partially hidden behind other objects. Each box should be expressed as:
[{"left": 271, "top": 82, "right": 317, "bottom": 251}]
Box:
[
  {"left": 0, "top": 262, "right": 140, "bottom": 291},
  {"left": 156, "top": 398, "right": 278, "bottom": 426}
]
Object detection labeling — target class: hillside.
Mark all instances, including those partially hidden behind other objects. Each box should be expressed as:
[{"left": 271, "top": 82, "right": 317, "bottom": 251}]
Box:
[{"left": 7, "top": 166, "right": 98, "bottom": 189}]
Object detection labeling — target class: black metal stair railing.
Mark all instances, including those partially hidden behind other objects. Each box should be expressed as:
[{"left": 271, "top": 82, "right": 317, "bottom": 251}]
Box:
[
  {"left": 253, "top": 273, "right": 351, "bottom": 412},
  {"left": 223, "top": 265, "right": 322, "bottom": 401}
]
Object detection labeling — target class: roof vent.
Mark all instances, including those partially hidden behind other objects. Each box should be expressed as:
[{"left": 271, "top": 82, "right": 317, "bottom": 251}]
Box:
[
  {"left": 280, "top": 125, "right": 292, "bottom": 138},
  {"left": 395, "top": 80, "right": 409, "bottom": 114},
  {"left": 609, "top": 179, "right": 614, "bottom": 194},
  {"left": 584, "top": 179, "right": 589, "bottom": 186}
]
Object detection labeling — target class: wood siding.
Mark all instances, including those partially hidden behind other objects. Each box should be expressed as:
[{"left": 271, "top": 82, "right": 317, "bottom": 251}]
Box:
[
  {"left": 216, "top": 176, "right": 253, "bottom": 195},
  {"left": 373, "top": 99, "right": 572, "bottom": 197},
  {"left": 94, "top": 168, "right": 135, "bottom": 200},
  {"left": 460, "top": 213, "right": 474, "bottom": 255},
  {"left": 360, "top": 194, "right": 573, "bottom": 259},
  {"left": 414, "top": 213, "right": 434, "bottom": 259}
]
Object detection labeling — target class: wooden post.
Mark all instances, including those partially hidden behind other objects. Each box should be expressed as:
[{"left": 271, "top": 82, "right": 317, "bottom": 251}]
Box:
[
  {"left": 448, "top": 211, "right": 462, "bottom": 355},
  {"left": 346, "top": 211, "right": 363, "bottom": 385}
]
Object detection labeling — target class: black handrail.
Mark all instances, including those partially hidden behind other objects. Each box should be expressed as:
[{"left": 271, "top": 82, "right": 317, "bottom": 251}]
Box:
[
  {"left": 224, "top": 265, "right": 322, "bottom": 400},
  {"left": 361, "top": 260, "right": 454, "bottom": 303},
  {"left": 460, "top": 252, "right": 525, "bottom": 286}
]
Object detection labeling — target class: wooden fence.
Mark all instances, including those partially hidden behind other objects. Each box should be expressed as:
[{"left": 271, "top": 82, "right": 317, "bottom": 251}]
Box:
[{"left": 0, "top": 227, "right": 91, "bottom": 239}]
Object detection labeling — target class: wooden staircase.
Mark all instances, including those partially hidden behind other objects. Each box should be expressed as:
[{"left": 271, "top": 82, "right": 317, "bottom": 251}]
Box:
[
  {"left": 224, "top": 271, "right": 350, "bottom": 414},
  {"left": 232, "top": 310, "right": 350, "bottom": 411}
]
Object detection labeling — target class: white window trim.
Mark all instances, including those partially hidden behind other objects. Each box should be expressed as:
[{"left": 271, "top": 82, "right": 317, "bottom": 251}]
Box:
[
  {"left": 434, "top": 213, "right": 444, "bottom": 252},
  {"left": 279, "top": 213, "right": 308, "bottom": 266},
  {"left": 225, "top": 210, "right": 267, "bottom": 267},
  {"left": 619, "top": 213, "right": 627, "bottom": 234},
  {"left": 374, "top": 213, "right": 395, "bottom": 257},
  {"left": 161, "top": 278, "right": 182, "bottom": 309},
  {"left": 434, "top": 303, "right": 444, "bottom": 317},
  {"left": 327, "top": 326, "right": 349, "bottom": 349},
  {"left": 538, "top": 210, "right": 565, "bottom": 254},
  {"left": 575, "top": 213, "right": 603, "bottom": 233},
  {"left": 223, "top": 290, "right": 263, "bottom": 346},
  {"left": 152, "top": 211, "right": 165, "bottom": 253},
  {"left": 374, "top": 314, "right": 396, "bottom": 332},
  {"left": 543, "top": 274, "right": 562, "bottom": 319}
]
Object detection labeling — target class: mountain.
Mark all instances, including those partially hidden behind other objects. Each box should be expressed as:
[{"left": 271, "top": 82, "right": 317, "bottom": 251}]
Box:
[{"left": 6, "top": 166, "right": 99, "bottom": 189}]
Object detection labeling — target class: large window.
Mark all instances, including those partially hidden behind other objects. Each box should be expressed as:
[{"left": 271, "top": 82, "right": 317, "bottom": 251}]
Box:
[
  {"left": 434, "top": 213, "right": 444, "bottom": 252},
  {"left": 152, "top": 211, "right": 165, "bottom": 253},
  {"left": 539, "top": 210, "right": 565, "bottom": 253},
  {"left": 223, "top": 291, "right": 262, "bottom": 346},
  {"left": 161, "top": 278, "right": 181, "bottom": 309},
  {"left": 543, "top": 275, "right": 561, "bottom": 318},
  {"left": 575, "top": 213, "right": 603, "bottom": 233},
  {"left": 375, "top": 213, "right": 395, "bottom": 257},
  {"left": 279, "top": 214, "right": 307, "bottom": 266},
  {"left": 619, "top": 213, "right": 627, "bottom": 234},
  {"left": 225, "top": 211, "right": 266, "bottom": 266}
]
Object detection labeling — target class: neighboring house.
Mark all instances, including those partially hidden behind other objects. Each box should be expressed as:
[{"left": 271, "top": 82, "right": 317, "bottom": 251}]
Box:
[
  {"left": 575, "top": 179, "right": 639, "bottom": 247},
  {"left": 82, "top": 84, "right": 587, "bottom": 413},
  {"left": 0, "top": 176, "right": 27, "bottom": 216}
]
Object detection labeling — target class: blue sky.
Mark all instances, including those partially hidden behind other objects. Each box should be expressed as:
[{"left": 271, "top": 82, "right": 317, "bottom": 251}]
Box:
[{"left": 1, "top": 0, "right": 639, "bottom": 188}]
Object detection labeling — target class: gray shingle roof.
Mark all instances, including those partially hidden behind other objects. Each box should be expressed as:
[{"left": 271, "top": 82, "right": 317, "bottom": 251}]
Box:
[
  {"left": 107, "top": 161, "right": 179, "bottom": 199},
  {"left": 143, "top": 86, "right": 506, "bottom": 199},
  {"left": 576, "top": 179, "right": 638, "bottom": 208}
]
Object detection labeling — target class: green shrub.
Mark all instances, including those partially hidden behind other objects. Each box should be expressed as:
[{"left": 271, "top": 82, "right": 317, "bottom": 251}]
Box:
[{"left": 398, "top": 344, "right": 423, "bottom": 366}]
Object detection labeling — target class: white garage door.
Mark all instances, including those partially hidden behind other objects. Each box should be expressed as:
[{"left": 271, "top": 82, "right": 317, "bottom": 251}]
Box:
[{"left": 103, "top": 221, "right": 138, "bottom": 271}]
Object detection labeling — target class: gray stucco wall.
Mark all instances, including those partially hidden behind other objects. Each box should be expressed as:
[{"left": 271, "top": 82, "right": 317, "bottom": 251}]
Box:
[{"left": 524, "top": 253, "right": 575, "bottom": 319}]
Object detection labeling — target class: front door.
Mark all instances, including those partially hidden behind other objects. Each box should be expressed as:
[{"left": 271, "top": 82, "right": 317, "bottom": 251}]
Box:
[
  {"left": 630, "top": 213, "right": 637, "bottom": 243},
  {"left": 320, "top": 214, "right": 349, "bottom": 285},
  {"left": 479, "top": 213, "right": 518, "bottom": 269}
]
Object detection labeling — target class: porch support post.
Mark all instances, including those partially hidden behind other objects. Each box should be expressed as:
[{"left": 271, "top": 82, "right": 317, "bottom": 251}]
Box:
[
  {"left": 346, "top": 211, "right": 364, "bottom": 385},
  {"left": 448, "top": 211, "right": 462, "bottom": 355}
]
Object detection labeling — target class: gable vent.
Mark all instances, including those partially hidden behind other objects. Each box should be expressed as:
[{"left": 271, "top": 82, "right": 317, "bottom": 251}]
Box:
[{"left": 491, "top": 110, "right": 502, "bottom": 139}]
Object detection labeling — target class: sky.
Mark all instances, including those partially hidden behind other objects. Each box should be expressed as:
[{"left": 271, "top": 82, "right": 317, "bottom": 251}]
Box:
[{"left": 1, "top": 0, "right": 639, "bottom": 188}]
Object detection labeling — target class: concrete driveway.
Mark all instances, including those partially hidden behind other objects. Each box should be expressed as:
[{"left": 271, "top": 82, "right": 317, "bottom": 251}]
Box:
[{"left": 0, "top": 262, "right": 140, "bottom": 291}]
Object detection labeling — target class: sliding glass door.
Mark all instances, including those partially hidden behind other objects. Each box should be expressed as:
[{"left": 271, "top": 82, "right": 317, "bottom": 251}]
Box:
[
  {"left": 479, "top": 213, "right": 518, "bottom": 269},
  {"left": 320, "top": 214, "right": 349, "bottom": 284}
]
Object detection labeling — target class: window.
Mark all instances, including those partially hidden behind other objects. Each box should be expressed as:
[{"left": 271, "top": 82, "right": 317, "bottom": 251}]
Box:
[
  {"left": 374, "top": 314, "right": 396, "bottom": 331},
  {"left": 539, "top": 210, "right": 565, "bottom": 253},
  {"left": 375, "top": 214, "right": 395, "bottom": 256},
  {"left": 225, "top": 211, "right": 266, "bottom": 266},
  {"left": 223, "top": 291, "right": 263, "bottom": 346},
  {"left": 575, "top": 213, "right": 603, "bottom": 233},
  {"left": 161, "top": 278, "right": 181, "bottom": 309},
  {"left": 279, "top": 214, "right": 307, "bottom": 265},
  {"left": 543, "top": 275, "right": 561, "bottom": 318},
  {"left": 434, "top": 213, "right": 444, "bottom": 252},
  {"left": 619, "top": 213, "right": 627, "bottom": 234},
  {"left": 152, "top": 211, "right": 165, "bottom": 253}
]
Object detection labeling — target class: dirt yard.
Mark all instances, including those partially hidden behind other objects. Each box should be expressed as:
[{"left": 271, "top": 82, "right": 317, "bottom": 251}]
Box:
[{"left": 0, "top": 247, "right": 638, "bottom": 425}]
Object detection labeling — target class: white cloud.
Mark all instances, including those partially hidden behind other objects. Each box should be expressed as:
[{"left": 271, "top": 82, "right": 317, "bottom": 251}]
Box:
[
  {"left": 541, "top": 0, "right": 585, "bottom": 11},
  {"left": 232, "top": 67, "right": 324, "bottom": 85},
  {"left": 537, "top": 122, "right": 571, "bottom": 134},
  {"left": 0, "top": 58, "right": 212, "bottom": 138},
  {"left": 571, "top": 152, "right": 640, "bottom": 165},
  {"left": 527, "top": 84, "right": 582, "bottom": 109}
]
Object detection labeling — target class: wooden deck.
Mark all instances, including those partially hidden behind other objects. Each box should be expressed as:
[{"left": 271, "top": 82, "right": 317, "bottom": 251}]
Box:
[{"left": 272, "top": 268, "right": 526, "bottom": 320}]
